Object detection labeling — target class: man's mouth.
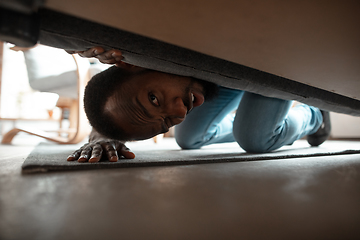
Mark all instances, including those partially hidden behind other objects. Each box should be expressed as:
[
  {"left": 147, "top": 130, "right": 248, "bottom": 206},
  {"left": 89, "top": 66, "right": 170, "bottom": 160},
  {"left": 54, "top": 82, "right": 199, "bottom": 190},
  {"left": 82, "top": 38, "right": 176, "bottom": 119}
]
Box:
[{"left": 161, "top": 120, "right": 170, "bottom": 133}]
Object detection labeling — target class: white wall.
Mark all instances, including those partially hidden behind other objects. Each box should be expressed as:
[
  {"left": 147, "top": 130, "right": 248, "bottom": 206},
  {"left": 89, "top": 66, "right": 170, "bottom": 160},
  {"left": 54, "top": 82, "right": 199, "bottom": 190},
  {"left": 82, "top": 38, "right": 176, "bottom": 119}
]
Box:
[{"left": 330, "top": 113, "right": 360, "bottom": 138}]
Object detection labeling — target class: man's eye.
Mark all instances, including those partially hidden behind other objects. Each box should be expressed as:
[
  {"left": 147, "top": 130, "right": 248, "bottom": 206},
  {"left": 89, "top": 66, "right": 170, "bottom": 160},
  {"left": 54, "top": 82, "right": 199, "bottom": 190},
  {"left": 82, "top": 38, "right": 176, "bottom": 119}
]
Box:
[{"left": 149, "top": 93, "right": 159, "bottom": 106}]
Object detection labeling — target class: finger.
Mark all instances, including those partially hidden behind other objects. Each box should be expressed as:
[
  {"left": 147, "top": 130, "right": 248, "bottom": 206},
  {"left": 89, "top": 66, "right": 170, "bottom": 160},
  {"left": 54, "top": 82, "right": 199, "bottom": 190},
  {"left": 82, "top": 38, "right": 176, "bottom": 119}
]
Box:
[
  {"left": 89, "top": 144, "right": 103, "bottom": 163},
  {"left": 96, "top": 49, "right": 123, "bottom": 64},
  {"left": 120, "top": 146, "right": 135, "bottom": 159},
  {"left": 112, "top": 50, "right": 123, "bottom": 61},
  {"left": 101, "top": 142, "right": 119, "bottom": 162},
  {"left": 78, "top": 47, "right": 105, "bottom": 58},
  {"left": 67, "top": 149, "right": 82, "bottom": 161},
  {"left": 78, "top": 147, "right": 93, "bottom": 163},
  {"left": 11, "top": 46, "right": 33, "bottom": 51}
]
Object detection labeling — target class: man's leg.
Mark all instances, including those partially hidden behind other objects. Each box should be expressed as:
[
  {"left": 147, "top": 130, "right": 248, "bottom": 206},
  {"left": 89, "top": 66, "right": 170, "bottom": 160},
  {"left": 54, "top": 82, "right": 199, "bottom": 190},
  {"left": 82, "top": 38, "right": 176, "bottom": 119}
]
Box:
[
  {"left": 175, "top": 87, "right": 244, "bottom": 149},
  {"left": 233, "top": 92, "right": 323, "bottom": 153}
]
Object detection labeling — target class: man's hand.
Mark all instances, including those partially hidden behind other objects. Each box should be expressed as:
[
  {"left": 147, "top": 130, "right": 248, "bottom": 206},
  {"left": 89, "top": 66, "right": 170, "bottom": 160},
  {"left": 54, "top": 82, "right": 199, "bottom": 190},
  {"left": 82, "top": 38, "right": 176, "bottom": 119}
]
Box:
[
  {"left": 65, "top": 47, "right": 123, "bottom": 66},
  {"left": 67, "top": 129, "right": 135, "bottom": 163},
  {"left": 67, "top": 140, "right": 135, "bottom": 163}
]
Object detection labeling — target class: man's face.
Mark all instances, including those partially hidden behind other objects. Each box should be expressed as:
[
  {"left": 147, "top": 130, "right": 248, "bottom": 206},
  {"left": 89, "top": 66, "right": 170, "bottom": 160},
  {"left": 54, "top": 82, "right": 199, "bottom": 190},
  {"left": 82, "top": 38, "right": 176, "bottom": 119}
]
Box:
[{"left": 105, "top": 70, "right": 207, "bottom": 140}]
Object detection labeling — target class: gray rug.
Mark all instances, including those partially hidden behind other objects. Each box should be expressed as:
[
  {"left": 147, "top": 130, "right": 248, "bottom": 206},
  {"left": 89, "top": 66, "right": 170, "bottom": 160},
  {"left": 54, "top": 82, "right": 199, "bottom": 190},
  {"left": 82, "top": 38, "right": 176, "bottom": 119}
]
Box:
[{"left": 22, "top": 139, "right": 360, "bottom": 173}]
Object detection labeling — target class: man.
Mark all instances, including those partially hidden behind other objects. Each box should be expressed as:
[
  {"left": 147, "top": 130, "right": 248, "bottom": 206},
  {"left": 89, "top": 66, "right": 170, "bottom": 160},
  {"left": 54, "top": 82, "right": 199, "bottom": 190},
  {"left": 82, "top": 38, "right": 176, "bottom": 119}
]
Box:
[{"left": 66, "top": 47, "right": 331, "bottom": 163}]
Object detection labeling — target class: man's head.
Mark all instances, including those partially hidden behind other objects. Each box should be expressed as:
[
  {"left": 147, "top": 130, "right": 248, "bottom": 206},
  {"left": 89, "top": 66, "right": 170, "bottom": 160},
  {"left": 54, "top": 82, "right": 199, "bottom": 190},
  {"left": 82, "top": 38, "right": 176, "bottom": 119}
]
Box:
[{"left": 84, "top": 65, "right": 218, "bottom": 141}]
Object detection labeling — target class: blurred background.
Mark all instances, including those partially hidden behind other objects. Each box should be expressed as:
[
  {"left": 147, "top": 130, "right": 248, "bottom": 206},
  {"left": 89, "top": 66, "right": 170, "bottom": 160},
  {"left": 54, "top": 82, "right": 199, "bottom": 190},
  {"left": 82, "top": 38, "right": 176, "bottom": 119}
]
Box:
[
  {"left": 1, "top": 42, "right": 64, "bottom": 135},
  {"left": 0, "top": 42, "right": 110, "bottom": 142}
]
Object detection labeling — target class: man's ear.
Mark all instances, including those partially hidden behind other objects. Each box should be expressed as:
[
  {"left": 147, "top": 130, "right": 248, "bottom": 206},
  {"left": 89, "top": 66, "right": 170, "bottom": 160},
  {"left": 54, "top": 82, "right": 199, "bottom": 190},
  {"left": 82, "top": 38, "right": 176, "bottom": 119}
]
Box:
[{"left": 116, "top": 61, "right": 145, "bottom": 73}]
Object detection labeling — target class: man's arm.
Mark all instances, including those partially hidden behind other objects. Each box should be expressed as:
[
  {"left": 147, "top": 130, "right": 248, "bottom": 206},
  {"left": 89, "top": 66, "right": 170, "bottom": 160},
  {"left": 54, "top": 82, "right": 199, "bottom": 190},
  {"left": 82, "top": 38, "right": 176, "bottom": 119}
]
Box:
[{"left": 67, "top": 128, "right": 135, "bottom": 163}]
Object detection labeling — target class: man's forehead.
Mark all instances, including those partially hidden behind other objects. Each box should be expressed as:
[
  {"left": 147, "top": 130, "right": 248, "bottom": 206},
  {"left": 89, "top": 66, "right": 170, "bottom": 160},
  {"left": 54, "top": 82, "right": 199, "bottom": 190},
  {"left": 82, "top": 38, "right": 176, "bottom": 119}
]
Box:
[
  {"left": 135, "top": 96, "right": 154, "bottom": 119},
  {"left": 105, "top": 90, "right": 156, "bottom": 127}
]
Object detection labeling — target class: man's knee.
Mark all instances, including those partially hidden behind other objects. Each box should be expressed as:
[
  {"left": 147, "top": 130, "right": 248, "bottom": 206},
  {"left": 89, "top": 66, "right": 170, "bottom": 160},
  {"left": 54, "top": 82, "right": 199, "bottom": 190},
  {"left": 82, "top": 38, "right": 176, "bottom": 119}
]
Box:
[
  {"left": 235, "top": 137, "right": 271, "bottom": 153},
  {"left": 175, "top": 131, "right": 202, "bottom": 149},
  {"left": 175, "top": 137, "right": 202, "bottom": 149},
  {"left": 233, "top": 125, "right": 272, "bottom": 153}
]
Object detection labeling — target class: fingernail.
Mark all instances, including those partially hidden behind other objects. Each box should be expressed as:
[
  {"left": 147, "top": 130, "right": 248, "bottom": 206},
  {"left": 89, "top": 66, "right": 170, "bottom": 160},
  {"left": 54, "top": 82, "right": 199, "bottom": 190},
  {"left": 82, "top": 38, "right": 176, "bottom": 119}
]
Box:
[
  {"left": 78, "top": 157, "right": 87, "bottom": 162},
  {"left": 89, "top": 157, "right": 99, "bottom": 163},
  {"left": 110, "top": 156, "right": 118, "bottom": 162},
  {"left": 112, "top": 51, "right": 122, "bottom": 57}
]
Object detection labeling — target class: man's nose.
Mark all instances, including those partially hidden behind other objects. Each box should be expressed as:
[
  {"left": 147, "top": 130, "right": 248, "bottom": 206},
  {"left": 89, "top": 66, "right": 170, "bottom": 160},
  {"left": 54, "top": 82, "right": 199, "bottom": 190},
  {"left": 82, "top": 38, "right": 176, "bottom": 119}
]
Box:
[{"left": 166, "top": 97, "right": 187, "bottom": 119}]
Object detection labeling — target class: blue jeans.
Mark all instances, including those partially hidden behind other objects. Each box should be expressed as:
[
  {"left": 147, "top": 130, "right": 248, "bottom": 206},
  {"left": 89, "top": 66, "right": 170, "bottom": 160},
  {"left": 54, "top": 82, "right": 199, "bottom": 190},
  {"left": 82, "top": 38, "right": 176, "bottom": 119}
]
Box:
[{"left": 175, "top": 87, "right": 323, "bottom": 153}]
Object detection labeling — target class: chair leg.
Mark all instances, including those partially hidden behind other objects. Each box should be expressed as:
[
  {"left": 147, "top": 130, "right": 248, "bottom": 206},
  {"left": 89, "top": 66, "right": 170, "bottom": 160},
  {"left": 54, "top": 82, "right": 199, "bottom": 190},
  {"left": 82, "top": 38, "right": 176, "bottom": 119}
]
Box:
[
  {"left": 1, "top": 127, "right": 65, "bottom": 144},
  {"left": 67, "top": 99, "right": 78, "bottom": 139},
  {"left": 1, "top": 128, "right": 20, "bottom": 144}
]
